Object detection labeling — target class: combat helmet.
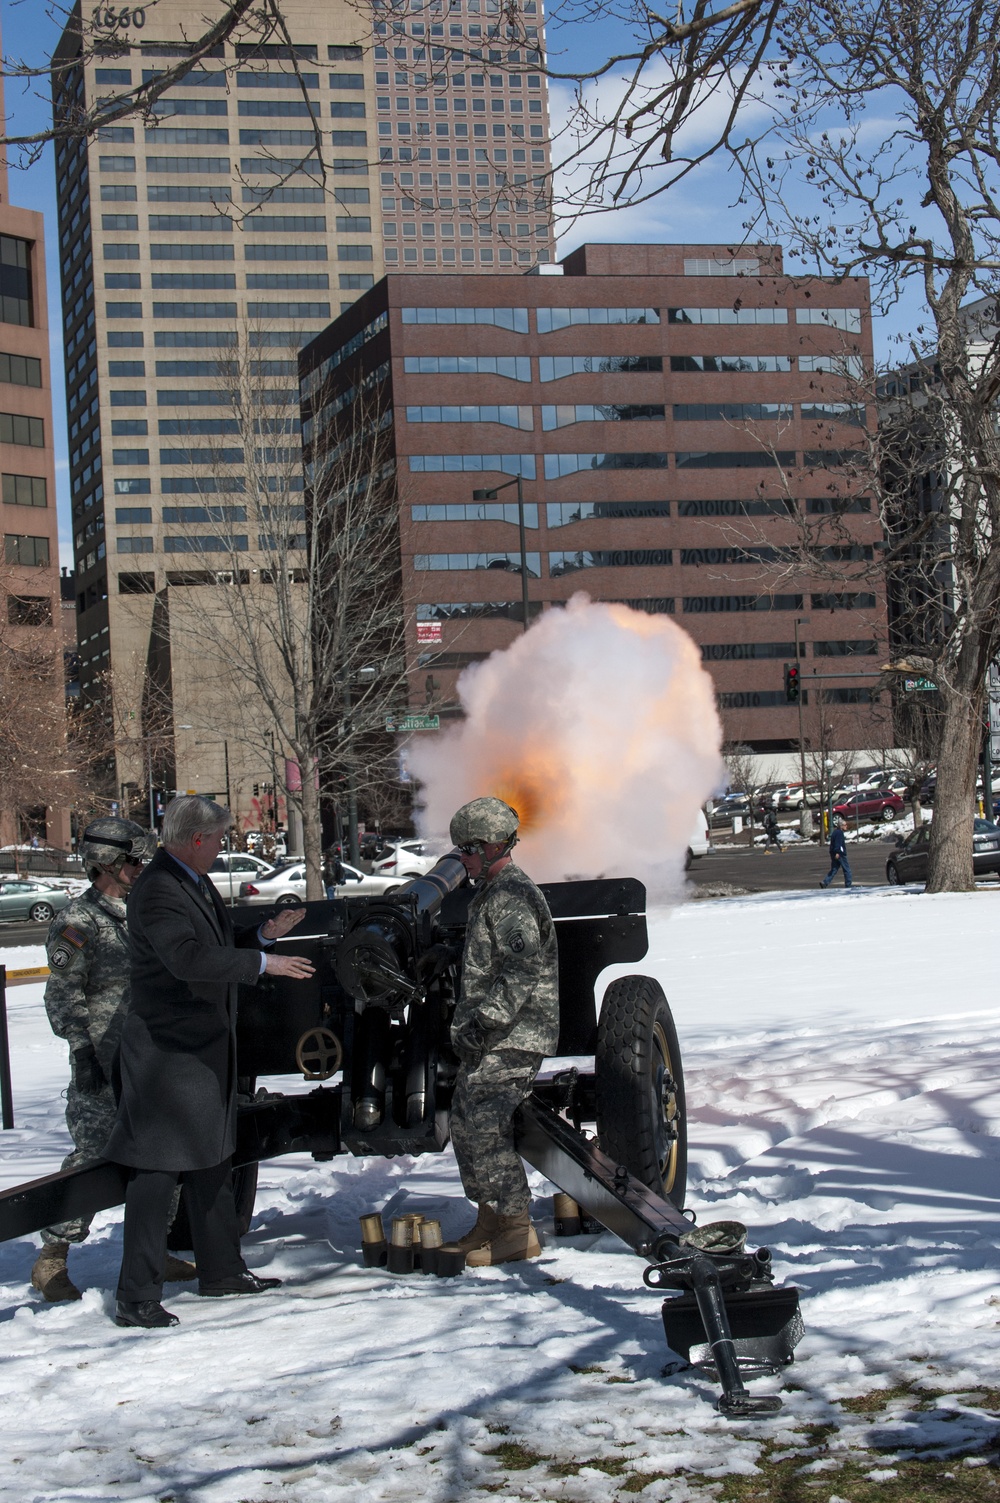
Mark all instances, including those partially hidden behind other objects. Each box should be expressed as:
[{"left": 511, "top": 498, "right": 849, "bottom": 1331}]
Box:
[
  {"left": 449, "top": 796, "right": 520, "bottom": 853},
  {"left": 79, "top": 817, "right": 156, "bottom": 880}
]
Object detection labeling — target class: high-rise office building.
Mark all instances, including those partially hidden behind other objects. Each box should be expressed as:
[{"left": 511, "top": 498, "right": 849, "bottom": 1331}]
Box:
[
  {"left": 301, "top": 245, "right": 888, "bottom": 758},
  {"left": 0, "top": 70, "right": 69, "bottom": 846},
  {"left": 52, "top": 0, "right": 552, "bottom": 824}
]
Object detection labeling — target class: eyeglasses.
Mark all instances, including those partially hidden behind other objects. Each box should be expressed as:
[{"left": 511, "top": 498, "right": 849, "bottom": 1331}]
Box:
[
  {"left": 457, "top": 843, "right": 483, "bottom": 857},
  {"left": 122, "top": 856, "right": 145, "bottom": 870}
]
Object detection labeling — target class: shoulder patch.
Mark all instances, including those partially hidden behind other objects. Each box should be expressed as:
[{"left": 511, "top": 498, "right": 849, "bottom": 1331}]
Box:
[
  {"left": 49, "top": 946, "right": 72, "bottom": 969},
  {"left": 60, "top": 925, "right": 89, "bottom": 950}
]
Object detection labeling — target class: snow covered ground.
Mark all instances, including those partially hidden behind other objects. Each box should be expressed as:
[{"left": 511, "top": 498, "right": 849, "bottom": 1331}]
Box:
[{"left": 1, "top": 887, "right": 999, "bottom": 1501}]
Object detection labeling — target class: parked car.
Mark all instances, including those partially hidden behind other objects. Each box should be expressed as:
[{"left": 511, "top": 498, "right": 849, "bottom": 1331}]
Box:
[
  {"left": 372, "top": 839, "right": 443, "bottom": 879},
  {"left": 886, "top": 819, "right": 1000, "bottom": 884},
  {"left": 0, "top": 877, "right": 73, "bottom": 924},
  {"left": 207, "top": 851, "right": 275, "bottom": 901},
  {"left": 774, "top": 782, "right": 823, "bottom": 810},
  {"left": 832, "top": 789, "right": 905, "bottom": 823},
  {"left": 685, "top": 809, "right": 711, "bottom": 869},
  {"left": 238, "top": 861, "right": 401, "bottom": 905}
]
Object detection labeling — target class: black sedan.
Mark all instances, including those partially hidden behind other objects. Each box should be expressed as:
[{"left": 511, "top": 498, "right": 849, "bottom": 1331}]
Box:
[{"left": 886, "top": 819, "right": 1000, "bottom": 884}]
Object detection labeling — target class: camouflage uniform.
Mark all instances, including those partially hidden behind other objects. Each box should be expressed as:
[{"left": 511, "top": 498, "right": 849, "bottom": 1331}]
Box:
[
  {"left": 41, "top": 886, "right": 131, "bottom": 1245},
  {"left": 450, "top": 862, "right": 559, "bottom": 1215}
]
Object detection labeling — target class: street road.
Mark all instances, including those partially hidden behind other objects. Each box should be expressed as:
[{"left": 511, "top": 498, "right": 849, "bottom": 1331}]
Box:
[
  {"left": 0, "top": 921, "right": 52, "bottom": 949},
  {"left": 689, "top": 838, "right": 898, "bottom": 893}
]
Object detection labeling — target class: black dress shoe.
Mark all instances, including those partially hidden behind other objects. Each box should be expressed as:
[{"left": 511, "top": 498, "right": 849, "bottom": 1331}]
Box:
[
  {"left": 115, "top": 1299, "right": 179, "bottom": 1329},
  {"left": 197, "top": 1270, "right": 282, "bottom": 1298}
]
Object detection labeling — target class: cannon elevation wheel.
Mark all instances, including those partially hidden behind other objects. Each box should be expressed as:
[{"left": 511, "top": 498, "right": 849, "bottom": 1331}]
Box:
[{"left": 595, "top": 975, "right": 687, "bottom": 1209}]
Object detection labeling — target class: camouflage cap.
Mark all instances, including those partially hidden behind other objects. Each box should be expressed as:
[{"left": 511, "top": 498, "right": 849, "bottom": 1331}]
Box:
[
  {"left": 449, "top": 796, "right": 520, "bottom": 849},
  {"left": 79, "top": 817, "right": 157, "bottom": 874}
]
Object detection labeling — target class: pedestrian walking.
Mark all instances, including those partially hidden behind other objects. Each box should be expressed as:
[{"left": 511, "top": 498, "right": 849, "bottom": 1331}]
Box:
[
  {"left": 763, "top": 808, "right": 783, "bottom": 855},
  {"left": 820, "top": 814, "right": 853, "bottom": 888}
]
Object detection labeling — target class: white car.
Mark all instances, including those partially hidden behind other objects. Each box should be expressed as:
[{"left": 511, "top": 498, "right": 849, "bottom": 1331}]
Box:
[
  {"left": 237, "top": 861, "right": 401, "bottom": 905},
  {"left": 207, "top": 851, "right": 275, "bottom": 901},
  {"left": 371, "top": 839, "right": 443, "bottom": 879},
  {"left": 685, "top": 809, "right": 711, "bottom": 869}
]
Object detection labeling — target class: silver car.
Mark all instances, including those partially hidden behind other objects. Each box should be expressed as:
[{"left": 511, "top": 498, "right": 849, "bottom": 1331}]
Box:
[
  {"left": 0, "top": 878, "right": 72, "bottom": 924},
  {"left": 238, "top": 861, "right": 402, "bottom": 905}
]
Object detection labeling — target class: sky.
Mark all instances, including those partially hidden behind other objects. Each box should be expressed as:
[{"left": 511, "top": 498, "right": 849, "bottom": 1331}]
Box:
[{"left": 0, "top": 0, "right": 939, "bottom": 571}]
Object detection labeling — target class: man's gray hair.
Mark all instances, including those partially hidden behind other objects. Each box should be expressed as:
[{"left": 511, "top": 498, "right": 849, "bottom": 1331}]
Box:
[{"left": 162, "top": 795, "right": 230, "bottom": 849}]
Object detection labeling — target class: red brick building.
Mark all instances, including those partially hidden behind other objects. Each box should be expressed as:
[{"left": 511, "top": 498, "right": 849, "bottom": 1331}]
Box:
[{"left": 301, "top": 243, "right": 887, "bottom": 755}]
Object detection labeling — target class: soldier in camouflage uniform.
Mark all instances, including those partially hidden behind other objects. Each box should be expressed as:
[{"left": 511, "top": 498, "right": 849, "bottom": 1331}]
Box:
[
  {"left": 443, "top": 797, "right": 559, "bottom": 1267},
  {"left": 31, "top": 818, "right": 194, "bottom": 1301}
]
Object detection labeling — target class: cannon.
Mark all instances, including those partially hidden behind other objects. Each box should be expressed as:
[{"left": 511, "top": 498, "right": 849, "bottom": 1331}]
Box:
[{"left": 0, "top": 856, "right": 801, "bottom": 1417}]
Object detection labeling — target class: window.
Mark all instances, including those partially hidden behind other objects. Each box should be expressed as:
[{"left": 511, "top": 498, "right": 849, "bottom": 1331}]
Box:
[
  {"left": 407, "top": 404, "right": 534, "bottom": 429},
  {"left": 412, "top": 502, "right": 539, "bottom": 527},
  {"left": 237, "top": 99, "right": 318, "bottom": 117},
  {"left": 678, "top": 497, "right": 794, "bottom": 517},
  {"left": 101, "top": 185, "right": 138, "bottom": 201},
  {"left": 329, "top": 72, "right": 365, "bottom": 88},
  {"left": 163, "top": 505, "right": 247, "bottom": 523},
  {"left": 414, "top": 551, "right": 540, "bottom": 574},
  {"left": 536, "top": 307, "right": 659, "bottom": 332},
  {"left": 148, "top": 215, "right": 232, "bottom": 232},
  {"left": 160, "top": 448, "right": 244, "bottom": 465},
  {"left": 247, "top": 301, "right": 330, "bottom": 318},
  {"left": 118, "top": 571, "right": 156, "bottom": 593},
  {"left": 796, "top": 307, "right": 863, "bottom": 332},
  {"left": 0, "top": 353, "right": 41, "bottom": 387},
  {"left": 95, "top": 68, "right": 131, "bottom": 84},
  {"left": 111, "top": 419, "right": 148, "bottom": 434},
  {"left": 156, "top": 360, "right": 235, "bottom": 377},
  {"left": 408, "top": 454, "right": 536, "bottom": 477},
  {"left": 154, "top": 330, "right": 237, "bottom": 347},
  {"left": 683, "top": 257, "right": 761, "bottom": 276},
  {"left": 811, "top": 593, "right": 877, "bottom": 610},
  {"left": 543, "top": 452, "right": 669, "bottom": 479},
  {"left": 145, "top": 128, "right": 229, "bottom": 145},
  {"left": 405, "top": 355, "right": 531, "bottom": 380},
  {"left": 109, "top": 390, "right": 145, "bottom": 406},
  {"left": 246, "top": 273, "right": 329, "bottom": 290},
  {"left": 108, "top": 330, "right": 144, "bottom": 346},
  {"left": 148, "top": 185, "right": 233, "bottom": 202},
  {"left": 675, "top": 450, "right": 796, "bottom": 469},
  {"left": 683, "top": 595, "right": 804, "bottom": 614},
  {"left": 104, "top": 243, "right": 140, "bottom": 260},
  {"left": 97, "top": 126, "right": 134, "bottom": 142},
  {"left": 670, "top": 354, "right": 792, "bottom": 373},
  {"left": 159, "top": 418, "right": 239, "bottom": 435},
  {"left": 113, "top": 477, "right": 152, "bottom": 494},
  {"left": 107, "top": 301, "right": 142, "bottom": 318},
  {"left": 417, "top": 601, "right": 542, "bottom": 622},
  {"left": 702, "top": 642, "right": 795, "bottom": 661},
  {"left": 105, "top": 272, "right": 141, "bottom": 289},
  {"left": 164, "top": 534, "right": 248, "bottom": 552},
  {"left": 0, "top": 412, "right": 43, "bottom": 447},
  {"left": 546, "top": 500, "right": 670, "bottom": 527},
  {"left": 151, "top": 243, "right": 233, "bottom": 260},
  {"left": 151, "top": 97, "right": 228, "bottom": 117},
  {"left": 806, "top": 495, "right": 871, "bottom": 514},
  {"left": 99, "top": 155, "right": 136, "bottom": 171},
  {"left": 152, "top": 302, "right": 238, "bottom": 318},
  {"left": 146, "top": 156, "right": 230, "bottom": 174},
  {"left": 717, "top": 690, "right": 792, "bottom": 708},
  {"left": 117, "top": 537, "right": 155, "bottom": 554},
  {"left": 157, "top": 390, "right": 233, "bottom": 407},
  {"left": 799, "top": 354, "right": 865, "bottom": 378},
  {"left": 5, "top": 533, "right": 50, "bottom": 567},
  {"left": 0, "top": 235, "right": 33, "bottom": 326},
  {"left": 102, "top": 214, "right": 138, "bottom": 230},
  {"left": 538, "top": 355, "right": 663, "bottom": 380},
  {"left": 543, "top": 404, "right": 665, "bottom": 429},
  {"left": 331, "top": 101, "right": 366, "bottom": 117},
  {"left": 2, "top": 474, "right": 46, "bottom": 507},
  {"left": 162, "top": 476, "right": 246, "bottom": 493},
  {"left": 336, "top": 216, "right": 372, "bottom": 233},
  {"left": 402, "top": 305, "right": 529, "bottom": 331},
  {"left": 801, "top": 402, "right": 866, "bottom": 425},
  {"left": 673, "top": 402, "right": 792, "bottom": 421},
  {"left": 550, "top": 549, "right": 673, "bottom": 575},
  {"left": 339, "top": 274, "right": 374, "bottom": 289},
  {"left": 814, "top": 640, "right": 877, "bottom": 656},
  {"left": 112, "top": 448, "right": 149, "bottom": 465},
  {"left": 245, "top": 243, "right": 328, "bottom": 261},
  {"left": 667, "top": 306, "right": 788, "bottom": 325},
  {"left": 244, "top": 215, "right": 327, "bottom": 233},
  {"left": 115, "top": 506, "right": 153, "bottom": 524},
  {"left": 236, "top": 71, "right": 320, "bottom": 88},
  {"left": 152, "top": 272, "right": 237, "bottom": 290},
  {"left": 7, "top": 595, "right": 52, "bottom": 626}
]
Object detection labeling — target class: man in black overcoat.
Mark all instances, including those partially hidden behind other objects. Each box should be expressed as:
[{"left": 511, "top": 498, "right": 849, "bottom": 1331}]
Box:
[{"left": 106, "top": 795, "right": 315, "bottom": 1329}]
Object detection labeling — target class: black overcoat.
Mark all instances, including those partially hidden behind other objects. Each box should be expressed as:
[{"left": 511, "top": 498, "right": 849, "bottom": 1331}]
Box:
[{"left": 104, "top": 848, "right": 264, "bottom": 1171}]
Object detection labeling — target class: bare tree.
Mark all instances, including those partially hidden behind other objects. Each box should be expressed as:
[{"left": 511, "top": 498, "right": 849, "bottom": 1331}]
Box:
[{"left": 128, "top": 326, "right": 408, "bottom": 899}]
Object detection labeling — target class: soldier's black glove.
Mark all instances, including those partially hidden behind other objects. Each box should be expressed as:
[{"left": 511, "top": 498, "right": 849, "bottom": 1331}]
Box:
[
  {"left": 72, "top": 1044, "right": 106, "bottom": 1095},
  {"left": 452, "top": 1020, "right": 486, "bottom": 1070},
  {"left": 416, "top": 942, "right": 461, "bottom": 983}
]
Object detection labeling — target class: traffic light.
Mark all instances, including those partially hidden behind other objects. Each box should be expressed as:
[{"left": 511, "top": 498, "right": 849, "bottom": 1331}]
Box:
[
  {"left": 784, "top": 662, "right": 801, "bottom": 704},
  {"left": 252, "top": 782, "right": 259, "bottom": 797}
]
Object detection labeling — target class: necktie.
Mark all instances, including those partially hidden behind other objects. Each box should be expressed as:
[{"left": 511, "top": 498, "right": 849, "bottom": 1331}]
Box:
[{"left": 197, "top": 876, "right": 215, "bottom": 906}]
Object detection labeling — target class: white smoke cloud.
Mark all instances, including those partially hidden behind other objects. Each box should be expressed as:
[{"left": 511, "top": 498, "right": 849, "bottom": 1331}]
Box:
[{"left": 409, "top": 593, "right": 724, "bottom": 892}]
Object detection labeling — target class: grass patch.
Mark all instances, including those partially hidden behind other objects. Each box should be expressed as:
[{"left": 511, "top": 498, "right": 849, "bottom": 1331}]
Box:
[
  {"left": 718, "top": 1453, "right": 999, "bottom": 1502},
  {"left": 839, "top": 1383, "right": 927, "bottom": 1414},
  {"left": 485, "top": 1441, "right": 550, "bottom": 1472}
]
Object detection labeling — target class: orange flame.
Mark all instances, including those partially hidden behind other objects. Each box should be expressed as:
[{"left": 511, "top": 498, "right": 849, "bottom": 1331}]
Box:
[{"left": 492, "top": 753, "right": 566, "bottom": 835}]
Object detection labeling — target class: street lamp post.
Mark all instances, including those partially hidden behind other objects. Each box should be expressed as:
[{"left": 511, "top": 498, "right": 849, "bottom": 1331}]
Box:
[
  {"left": 472, "top": 474, "right": 531, "bottom": 632},
  {"left": 793, "top": 616, "right": 810, "bottom": 796}
]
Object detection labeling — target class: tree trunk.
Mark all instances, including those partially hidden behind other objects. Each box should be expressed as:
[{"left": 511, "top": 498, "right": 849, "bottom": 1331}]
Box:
[
  {"left": 925, "top": 692, "right": 979, "bottom": 892},
  {"left": 300, "top": 761, "right": 325, "bottom": 901}
]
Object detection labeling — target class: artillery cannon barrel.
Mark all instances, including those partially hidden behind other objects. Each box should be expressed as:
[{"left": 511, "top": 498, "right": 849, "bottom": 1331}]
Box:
[{"left": 391, "top": 851, "right": 467, "bottom": 918}]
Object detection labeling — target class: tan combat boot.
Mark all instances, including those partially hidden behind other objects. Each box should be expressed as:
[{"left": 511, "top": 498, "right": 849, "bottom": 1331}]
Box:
[
  {"left": 31, "top": 1241, "right": 82, "bottom": 1302},
  {"left": 440, "top": 1203, "right": 502, "bottom": 1257},
  {"left": 465, "top": 1211, "right": 542, "bottom": 1267},
  {"left": 163, "top": 1254, "right": 197, "bottom": 1282}
]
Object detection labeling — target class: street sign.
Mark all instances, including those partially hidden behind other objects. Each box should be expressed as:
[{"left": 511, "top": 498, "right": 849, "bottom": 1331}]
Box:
[
  {"left": 417, "top": 621, "right": 443, "bottom": 644},
  {"left": 989, "top": 692, "right": 1000, "bottom": 736},
  {"left": 903, "top": 676, "right": 937, "bottom": 692},
  {"left": 385, "top": 713, "right": 441, "bottom": 733}
]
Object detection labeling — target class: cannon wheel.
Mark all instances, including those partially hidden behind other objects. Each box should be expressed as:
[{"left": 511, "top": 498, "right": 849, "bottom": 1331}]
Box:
[{"left": 594, "top": 975, "right": 687, "bottom": 1209}]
